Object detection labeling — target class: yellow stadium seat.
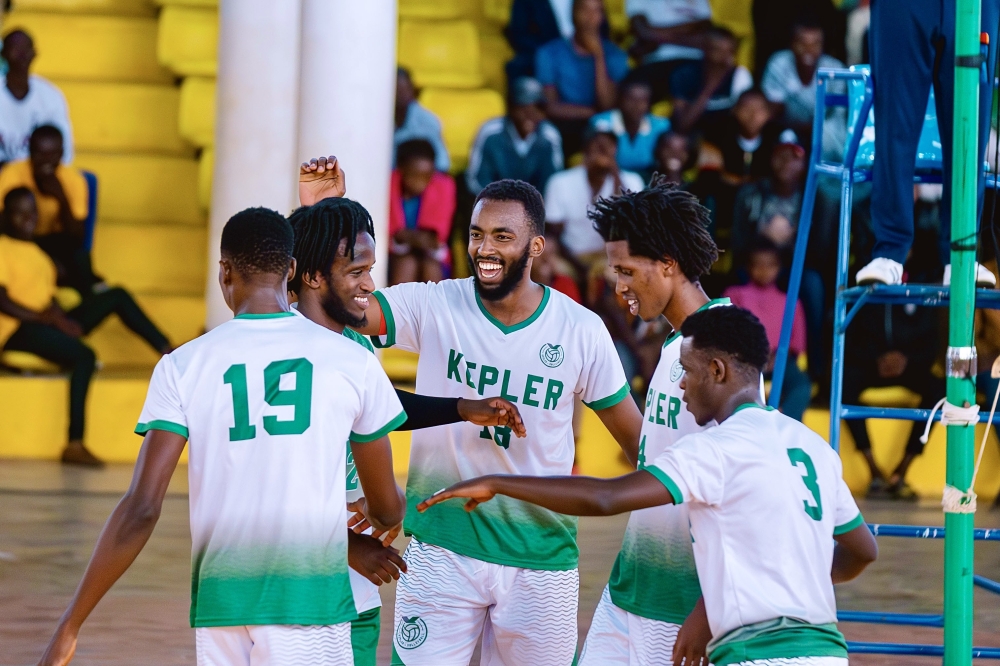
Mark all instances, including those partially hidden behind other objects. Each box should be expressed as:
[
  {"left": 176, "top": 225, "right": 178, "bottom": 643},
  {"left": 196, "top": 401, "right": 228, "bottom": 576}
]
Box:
[
  {"left": 74, "top": 153, "right": 203, "bottom": 225},
  {"left": 4, "top": 12, "right": 171, "bottom": 84},
  {"left": 399, "top": 0, "right": 473, "bottom": 20},
  {"left": 10, "top": 0, "right": 156, "bottom": 17},
  {"left": 198, "top": 148, "right": 213, "bottom": 210},
  {"left": 157, "top": 5, "right": 219, "bottom": 77},
  {"left": 380, "top": 348, "right": 419, "bottom": 383},
  {"left": 709, "top": 0, "right": 755, "bottom": 70},
  {"left": 92, "top": 222, "right": 207, "bottom": 295},
  {"left": 178, "top": 76, "right": 216, "bottom": 148},
  {"left": 480, "top": 30, "right": 513, "bottom": 94},
  {"left": 0, "top": 351, "right": 61, "bottom": 374},
  {"left": 87, "top": 294, "right": 206, "bottom": 367},
  {"left": 420, "top": 87, "right": 505, "bottom": 173},
  {"left": 153, "top": 0, "right": 217, "bottom": 6},
  {"left": 60, "top": 81, "right": 193, "bottom": 155},
  {"left": 398, "top": 19, "right": 483, "bottom": 89},
  {"left": 482, "top": 0, "right": 513, "bottom": 25},
  {"left": 604, "top": 0, "right": 630, "bottom": 37}
]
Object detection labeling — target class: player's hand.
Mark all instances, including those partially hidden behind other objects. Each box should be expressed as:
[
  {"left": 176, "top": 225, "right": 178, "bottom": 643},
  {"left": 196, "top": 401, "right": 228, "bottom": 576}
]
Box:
[
  {"left": 37, "top": 623, "right": 77, "bottom": 666},
  {"left": 457, "top": 398, "right": 527, "bottom": 438},
  {"left": 347, "top": 498, "right": 402, "bottom": 547},
  {"left": 299, "top": 155, "right": 346, "bottom": 206},
  {"left": 348, "top": 531, "right": 408, "bottom": 585},
  {"left": 672, "top": 597, "right": 711, "bottom": 666},
  {"left": 417, "top": 477, "right": 498, "bottom": 513}
]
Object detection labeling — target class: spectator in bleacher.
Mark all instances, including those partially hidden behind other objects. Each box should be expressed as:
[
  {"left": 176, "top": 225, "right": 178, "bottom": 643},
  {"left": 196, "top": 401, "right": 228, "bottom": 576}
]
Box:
[
  {"left": 504, "top": 0, "right": 577, "bottom": 80},
  {"left": 535, "top": 0, "right": 630, "bottom": 160},
  {"left": 753, "top": 2, "right": 847, "bottom": 77},
  {"left": 0, "top": 125, "right": 100, "bottom": 295},
  {"left": 653, "top": 130, "right": 725, "bottom": 241},
  {"left": 388, "top": 139, "right": 455, "bottom": 285},
  {"left": 588, "top": 79, "right": 670, "bottom": 177},
  {"left": 708, "top": 88, "right": 785, "bottom": 184},
  {"left": 0, "top": 29, "right": 74, "bottom": 167},
  {"left": 0, "top": 187, "right": 172, "bottom": 466},
  {"left": 724, "top": 237, "right": 811, "bottom": 422},
  {"left": 761, "top": 18, "right": 845, "bottom": 142},
  {"left": 530, "top": 231, "right": 583, "bottom": 304},
  {"left": 623, "top": 0, "right": 713, "bottom": 103},
  {"left": 544, "top": 129, "right": 644, "bottom": 283},
  {"left": 393, "top": 67, "right": 450, "bottom": 173},
  {"left": 669, "top": 25, "right": 753, "bottom": 137},
  {"left": 843, "top": 300, "right": 943, "bottom": 499},
  {"left": 466, "top": 77, "right": 563, "bottom": 196}
]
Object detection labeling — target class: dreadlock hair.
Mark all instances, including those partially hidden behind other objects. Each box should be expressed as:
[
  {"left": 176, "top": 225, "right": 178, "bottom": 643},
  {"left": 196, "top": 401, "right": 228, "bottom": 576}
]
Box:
[
  {"left": 220, "top": 207, "right": 294, "bottom": 278},
  {"left": 590, "top": 174, "right": 718, "bottom": 278},
  {"left": 475, "top": 179, "right": 546, "bottom": 236},
  {"left": 680, "top": 306, "right": 770, "bottom": 375},
  {"left": 287, "top": 197, "right": 375, "bottom": 294}
]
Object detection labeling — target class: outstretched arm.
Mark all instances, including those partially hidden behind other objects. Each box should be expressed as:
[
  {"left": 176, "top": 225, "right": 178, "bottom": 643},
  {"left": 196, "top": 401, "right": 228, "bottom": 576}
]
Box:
[
  {"left": 38, "top": 430, "right": 187, "bottom": 666},
  {"left": 832, "top": 523, "right": 878, "bottom": 583},
  {"left": 595, "top": 398, "right": 643, "bottom": 467},
  {"left": 393, "top": 391, "right": 526, "bottom": 437},
  {"left": 417, "top": 470, "right": 675, "bottom": 516},
  {"left": 349, "top": 436, "right": 406, "bottom": 540}
]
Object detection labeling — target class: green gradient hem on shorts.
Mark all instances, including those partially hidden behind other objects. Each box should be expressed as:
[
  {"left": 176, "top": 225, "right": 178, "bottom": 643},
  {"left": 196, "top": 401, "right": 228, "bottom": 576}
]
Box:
[
  {"left": 708, "top": 619, "right": 848, "bottom": 666},
  {"left": 607, "top": 529, "right": 701, "bottom": 624},
  {"left": 351, "top": 607, "right": 381, "bottom": 666},
  {"left": 370, "top": 291, "right": 395, "bottom": 348},
  {"left": 646, "top": 466, "right": 684, "bottom": 505},
  {"left": 135, "top": 419, "right": 188, "bottom": 439},
  {"left": 584, "top": 383, "right": 630, "bottom": 410},
  {"left": 834, "top": 512, "right": 865, "bottom": 535},
  {"left": 351, "top": 410, "right": 407, "bottom": 442}
]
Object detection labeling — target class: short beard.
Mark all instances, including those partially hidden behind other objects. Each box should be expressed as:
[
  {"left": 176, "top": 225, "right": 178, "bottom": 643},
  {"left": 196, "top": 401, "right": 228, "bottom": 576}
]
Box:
[
  {"left": 320, "top": 280, "right": 368, "bottom": 329},
  {"left": 472, "top": 245, "right": 531, "bottom": 302}
]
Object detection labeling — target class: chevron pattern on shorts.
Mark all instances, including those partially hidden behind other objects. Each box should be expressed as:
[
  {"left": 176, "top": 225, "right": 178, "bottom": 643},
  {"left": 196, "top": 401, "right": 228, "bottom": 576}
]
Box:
[
  {"left": 254, "top": 624, "right": 353, "bottom": 665},
  {"left": 632, "top": 611, "right": 680, "bottom": 666},
  {"left": 736, "top": 658, "right": 848, "bottom": 665},
  {"left": 489, "top": 566, "right": 580, "bottom": 666}
]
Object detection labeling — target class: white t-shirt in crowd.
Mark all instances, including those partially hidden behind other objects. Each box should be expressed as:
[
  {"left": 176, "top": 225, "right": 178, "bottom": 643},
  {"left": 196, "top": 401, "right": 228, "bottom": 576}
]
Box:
[
  {"left": 544, "top": 165, "right": 646, "bottom": 257},
  {"left": 761, "top": 50, "right": 846, "bottom": 128},
  {"left": 136, "top": 311, "right": 405, "bottom": 627},
  {"left": 625, "top": 0, "right": 712, "bottom": 63},
  {"left": 372, "top": 278, "right": 629, "bottom": 571},
  {"left": 0, "top": 75, "right": 75, "bottom": 164},
  {"left": 648, "top": 405, "right": 863, "bottom": 664},
  {"left": 549, "top": 0, "right": 576, "bottom": 39}
]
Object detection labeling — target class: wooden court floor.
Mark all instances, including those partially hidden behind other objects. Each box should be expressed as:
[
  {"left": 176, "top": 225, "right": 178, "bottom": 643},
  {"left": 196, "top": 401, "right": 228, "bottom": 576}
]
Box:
[{"left": 1, "top": 460, "right": 999, "bottom": 665}]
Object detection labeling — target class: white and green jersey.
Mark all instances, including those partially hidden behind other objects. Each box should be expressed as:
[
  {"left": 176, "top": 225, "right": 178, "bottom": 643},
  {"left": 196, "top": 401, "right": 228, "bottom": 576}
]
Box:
[
  {"left": 341, "top": 327, "right": 385, "bottom": 616},
  {"left": 372, "top": 278, "right": 629, "bottom": 570},
  {"left": 648, "top": 405, "right": 864, "bottom": 666},
  {"left": 135, "top": 311, "right": 405, "bottom": 628},
  {"left": 607, "top": 298, "right": 730, "bottom": 623}
]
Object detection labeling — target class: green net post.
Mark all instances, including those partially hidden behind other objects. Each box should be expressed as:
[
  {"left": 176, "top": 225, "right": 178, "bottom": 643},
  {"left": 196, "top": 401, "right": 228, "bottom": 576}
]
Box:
[{"left": 945, "top": 0, "right": 981, "bottom": 663}]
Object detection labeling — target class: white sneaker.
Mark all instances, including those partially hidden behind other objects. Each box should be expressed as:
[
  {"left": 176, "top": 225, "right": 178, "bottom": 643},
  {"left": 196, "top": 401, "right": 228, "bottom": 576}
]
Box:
[
  {"left": 856, "top": 258, "right": 904, "bottom": 286},
  {"left": 942, "top": 263, "right": 997, "bottom": 288}
]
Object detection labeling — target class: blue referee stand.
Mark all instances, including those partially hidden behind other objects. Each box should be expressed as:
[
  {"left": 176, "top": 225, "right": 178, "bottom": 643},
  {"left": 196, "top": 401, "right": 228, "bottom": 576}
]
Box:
[{"left": 765, "top": 60, "right": 1000, "bottom": 661}]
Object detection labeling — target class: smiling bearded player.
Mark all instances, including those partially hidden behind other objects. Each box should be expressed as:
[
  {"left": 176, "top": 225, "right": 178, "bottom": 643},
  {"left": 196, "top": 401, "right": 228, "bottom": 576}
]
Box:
[{"left": 301, "top": 168, "right": 644, "bottom": 665}]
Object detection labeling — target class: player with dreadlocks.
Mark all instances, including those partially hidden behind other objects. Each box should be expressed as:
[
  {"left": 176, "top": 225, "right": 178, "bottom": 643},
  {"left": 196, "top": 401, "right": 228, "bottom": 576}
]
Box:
[{"left": 289, "top": 160, "right": 526, "bottom": 666}]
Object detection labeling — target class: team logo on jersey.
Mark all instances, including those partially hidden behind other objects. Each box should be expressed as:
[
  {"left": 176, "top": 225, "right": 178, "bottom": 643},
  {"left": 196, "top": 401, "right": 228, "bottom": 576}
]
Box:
[
  {"left": 539, "top": 343, "right": 565, "bottom": 368},
  {"left": 396, "top": 615, "right": 428, "bottom": 649},
  {"left": 670, "top": 359, "right": 684, "bottom": 382}
]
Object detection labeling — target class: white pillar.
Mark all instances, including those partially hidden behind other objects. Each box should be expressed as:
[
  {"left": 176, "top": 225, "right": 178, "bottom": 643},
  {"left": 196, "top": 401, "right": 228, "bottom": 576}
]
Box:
[
  {"left": 297, "top": 0, "right": 397, "bottom": 288},
  {"left": 206, "top": 0, "right": 303, "bottom": 329}
]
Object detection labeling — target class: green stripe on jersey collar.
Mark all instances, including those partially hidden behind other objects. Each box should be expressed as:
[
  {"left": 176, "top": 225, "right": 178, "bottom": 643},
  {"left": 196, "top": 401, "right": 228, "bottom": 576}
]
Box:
[
  {"left": 732, "top": 402, "right": 775, "bottom": 414},
  {"left": 234, "top": 311, "right": 296, "bottom": 320},
  {"left": 475, "top": 285, "right": 550, "bottom": 335},
  {"left": 663, "top": 298, "right": 731, "bottom": 347}
]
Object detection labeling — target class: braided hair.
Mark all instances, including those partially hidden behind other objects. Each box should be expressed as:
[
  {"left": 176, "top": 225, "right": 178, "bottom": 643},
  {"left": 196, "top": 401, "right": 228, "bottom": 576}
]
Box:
[
  {"left": 590, "top": 174, "right": 718, "bottom": 279},
  {"left": 288, "top": 197, "right": 375, "bottom": 293}
]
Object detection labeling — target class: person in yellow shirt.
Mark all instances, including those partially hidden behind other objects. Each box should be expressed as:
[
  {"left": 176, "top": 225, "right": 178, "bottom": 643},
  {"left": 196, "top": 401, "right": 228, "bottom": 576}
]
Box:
[
  {"left": 0, "top": 124, "right": 99, "bottom": 294},
  {"left": 0, "top": 187, "right": 173, "bottom": 466}
]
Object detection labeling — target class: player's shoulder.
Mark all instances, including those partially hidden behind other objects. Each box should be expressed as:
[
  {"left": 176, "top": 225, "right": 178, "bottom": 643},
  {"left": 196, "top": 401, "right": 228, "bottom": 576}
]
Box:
[
  {"left": 544, "top": 285, "right": 607, "bottom": 329},
  {"left": 380, "top": 276, "right": 471, "bottom": 301}
]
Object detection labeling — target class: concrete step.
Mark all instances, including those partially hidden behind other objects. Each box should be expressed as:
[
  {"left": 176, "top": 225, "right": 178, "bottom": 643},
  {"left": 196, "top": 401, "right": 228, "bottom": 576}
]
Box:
[
  {"left": 9, "top": 0, "right": 156, "bottom": 16},
  {"left": 92, "top": 221, "right": 207, "bottom": 296},
  {"left": 60, "top": 80, "right": 194, "bottom": 156},
  {"left": 86, "top": 293, "right": 205, "bottom": 367},
  {"left": 178, "top": 76, "right": 215, "bottom": 147},
  {"left": 157, "top": 5, "right": 218, "bottom": 77},
  {"left": 4, "top": 12, "right": 172, "bottom": 84},
  {"left": 75, "top": 152, "right": 204, "bottom": 226}
]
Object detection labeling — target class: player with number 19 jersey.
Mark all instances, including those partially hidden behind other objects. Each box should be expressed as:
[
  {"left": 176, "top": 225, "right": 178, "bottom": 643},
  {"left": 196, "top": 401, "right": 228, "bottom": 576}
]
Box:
[{"left": 135, "top": 311, "right": 404, "bottom": 641}]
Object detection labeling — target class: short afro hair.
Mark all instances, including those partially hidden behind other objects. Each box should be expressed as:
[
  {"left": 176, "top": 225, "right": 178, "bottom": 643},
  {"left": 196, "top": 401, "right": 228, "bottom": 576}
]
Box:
[
  {"left": 220, "top": 207, "right": 294, "bottom": 277},
  {"left": 3, "top": 186, "right": 34, "bottom": 212},
  {"left": 590, "top": 175, "right": 718, "bottom": 278},
  {"left": 396, "top": 138, "right": 437, "bottom": 169},
  {"left": 680, "top": 306, "right": 770, "bottom": 374},
  {"left": 474, "top": 179, "right": 545, "bottom": 237},
  {"left": 29, "top": 124, "right": 63, "bottom": 150},
  {"left": 288, "top": 197, "right": 375, "bottom": 293}
]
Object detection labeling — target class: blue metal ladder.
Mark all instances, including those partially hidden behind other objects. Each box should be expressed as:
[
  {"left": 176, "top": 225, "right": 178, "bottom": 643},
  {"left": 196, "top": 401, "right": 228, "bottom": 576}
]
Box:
[{"left": 767, "top": 66, "right": 1000, "bottom": 659}]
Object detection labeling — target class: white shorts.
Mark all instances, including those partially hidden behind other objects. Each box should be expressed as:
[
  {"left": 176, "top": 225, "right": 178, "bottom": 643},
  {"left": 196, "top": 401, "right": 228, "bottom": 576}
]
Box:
[
  {"left": 732, "top": 660, "right": 848, "bottom": 666},
  {"left": 195, "top": 623, "right": 353, "bottom": 665},
  {"left": 579, "top": 586, "right": 681, "bottom": 666},
  {"left": 391, "top": 539, "right": 579, "bottom": 665}
]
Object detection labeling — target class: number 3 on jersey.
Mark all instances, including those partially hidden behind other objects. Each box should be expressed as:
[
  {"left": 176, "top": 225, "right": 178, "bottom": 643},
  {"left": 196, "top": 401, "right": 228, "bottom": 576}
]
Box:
[
  {"left": 787, "top": 448, "right": 823, "bottom": 521},
  {"left": 223, "top": 359, "right": 313, "bottom": 441}
]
